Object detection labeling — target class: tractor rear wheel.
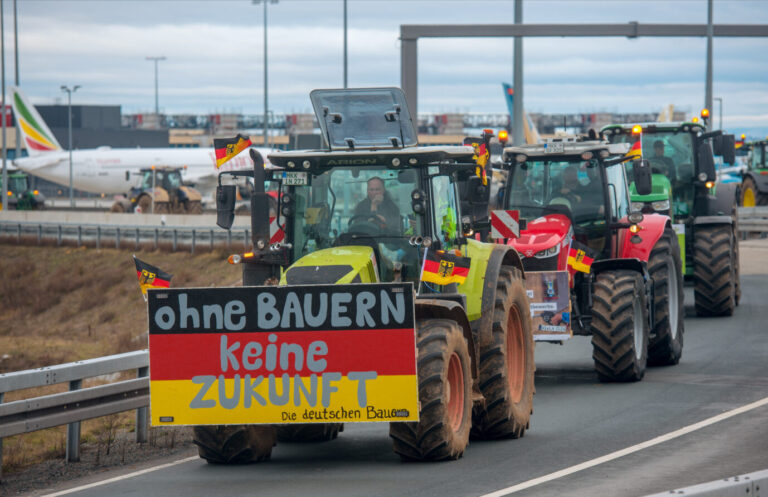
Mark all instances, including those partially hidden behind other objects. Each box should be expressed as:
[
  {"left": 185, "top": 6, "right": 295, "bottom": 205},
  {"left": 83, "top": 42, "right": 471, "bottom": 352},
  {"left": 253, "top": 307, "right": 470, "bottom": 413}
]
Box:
[
  {"left": 276, "top": 423, "right": 343, "bottom": 442},
  {"left": 187, "top": 200, "right": 203, "bottom": 214},
  {"left": 137, "top": 195, "right": 152, "bottom": 214},
  {"left": 389, "top": 318, "right": 472, "bottom": 461},
  {"left": 591, "top": 270, "right": 650, "bottom": 382},
  {"left": 154, "top": 201, "right": 170, "bottom": 214},
  {"left": 647, "top": 227, "right": 685, "bottom": 366},
  {"left": 741, "top": 177, "right": 757, "bottom": 207},
  {"left": 193, "top": 425, "right": 276, "bottom": 464},
  {"left": 110, "top": 201, "right": 126, "bottom": 213},
  {"left": 694, "top": 225, "right": 736, "bottom": 317},
  {"left": 471, "top": 267, "right": 534, "bottom": 439}
]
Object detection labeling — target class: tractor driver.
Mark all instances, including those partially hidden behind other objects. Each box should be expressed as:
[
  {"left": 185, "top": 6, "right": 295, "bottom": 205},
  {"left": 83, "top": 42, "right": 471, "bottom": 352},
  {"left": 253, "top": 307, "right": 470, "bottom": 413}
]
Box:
[
  {"left": 353, "top": 176, "right": 402, "bottom": 233},
  {"left": 651, "top": 140, "right": 675, "bottom": 177}
]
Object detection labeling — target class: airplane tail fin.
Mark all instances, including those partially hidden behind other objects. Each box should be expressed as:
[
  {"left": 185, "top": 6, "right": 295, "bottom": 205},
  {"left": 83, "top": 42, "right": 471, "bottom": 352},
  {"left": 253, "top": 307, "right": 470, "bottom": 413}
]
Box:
[{"left": 10, "top": 86, "right": 63, "bottom": 156}]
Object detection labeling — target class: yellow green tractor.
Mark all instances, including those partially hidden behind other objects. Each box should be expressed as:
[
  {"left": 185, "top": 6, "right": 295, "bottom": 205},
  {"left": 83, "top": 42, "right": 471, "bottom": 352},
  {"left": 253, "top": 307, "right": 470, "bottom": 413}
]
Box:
[
  {"left": 111, "top": 166, "right": 203, "bottom": 214},
  {"left": 147, "top": 88, "right": 535, "bottom": 463},
  {"left": 739, "top": 139, "right": 768, "bottom": 207}
]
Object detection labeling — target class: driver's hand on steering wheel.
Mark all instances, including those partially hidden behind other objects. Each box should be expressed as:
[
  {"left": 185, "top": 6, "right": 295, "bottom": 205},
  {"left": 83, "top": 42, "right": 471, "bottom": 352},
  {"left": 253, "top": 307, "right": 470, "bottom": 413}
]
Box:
[{"left": 560, "top": 187, "right": 581, "bottom": 202}]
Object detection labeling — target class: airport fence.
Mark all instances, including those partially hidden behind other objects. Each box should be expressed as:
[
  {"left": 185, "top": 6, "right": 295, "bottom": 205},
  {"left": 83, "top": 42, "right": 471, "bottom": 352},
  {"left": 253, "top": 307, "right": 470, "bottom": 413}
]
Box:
[
  {"left": 0, "top": 350, "right": 149, "bottom": 479},
  {"left": 737, "top": 206, "right": 768, "bottom": 238}
]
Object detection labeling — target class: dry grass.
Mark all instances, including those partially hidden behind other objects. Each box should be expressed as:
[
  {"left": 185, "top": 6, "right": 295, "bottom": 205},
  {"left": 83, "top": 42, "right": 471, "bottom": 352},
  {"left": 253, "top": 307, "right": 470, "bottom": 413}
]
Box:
[{"left": 0, "top": 242, "right": 242, "bottom": 472}]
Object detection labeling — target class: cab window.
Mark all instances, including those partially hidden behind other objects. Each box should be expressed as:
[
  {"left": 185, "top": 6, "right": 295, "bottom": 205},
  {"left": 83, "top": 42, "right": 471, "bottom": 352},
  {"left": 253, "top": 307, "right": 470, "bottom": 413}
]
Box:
[
  {"left": 430, "top": 175, "right": 460, "bottom": 249},
  {"left": 604, "top": 163, "right": 630, "bottom": 220}
]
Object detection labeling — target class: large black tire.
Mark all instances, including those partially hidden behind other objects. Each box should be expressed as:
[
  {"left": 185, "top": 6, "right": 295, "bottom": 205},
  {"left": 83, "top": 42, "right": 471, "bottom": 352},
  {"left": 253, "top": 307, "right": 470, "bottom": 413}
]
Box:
[
  {"left": 471, "top": 267, "right": 535, "bottom": 439},
  {"left": 137, "top": 194, "right": 152, "bottom": 214},
  {"left": 389, "top": 318, "right": 472, "bottom": 461},
  {"left": 275, "top": 423, "right": 343, "bottom": 442},
  {"left": 694, "top": 224, "right": 737, "bottom": 317},
  {"left": 187, "top": 200, "right": 204, "bottom": 214},
  {"left": 591, "top": 270, "right": 650, "bottom": 382},
  {"left": 193, "top": 425, "right": 276, "bottom": 464},
  {"left": 647, "top": 227, "right": 685, "bottom": 366}
]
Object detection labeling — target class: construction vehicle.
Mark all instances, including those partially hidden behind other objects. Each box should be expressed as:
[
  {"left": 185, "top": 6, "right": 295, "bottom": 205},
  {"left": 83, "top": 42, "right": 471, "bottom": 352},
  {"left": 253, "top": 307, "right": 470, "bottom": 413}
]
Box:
[
  {"left": 602, "top": 120, "right": 740, "bottom": 317},
  {"left": 147, "top": 88, "right": 535, "bottom": 463},
  {"left": 110, "top": 166, "right": 203, "bottom": 214},
  {"left": 738, "top": 139, "right": 768, "bottom": 206},
  {"left": 496, "top": 138, "right": 684, "bottom": 378},
  {"left": 0, "top": 169, "right": 45, "bottom": 210}
]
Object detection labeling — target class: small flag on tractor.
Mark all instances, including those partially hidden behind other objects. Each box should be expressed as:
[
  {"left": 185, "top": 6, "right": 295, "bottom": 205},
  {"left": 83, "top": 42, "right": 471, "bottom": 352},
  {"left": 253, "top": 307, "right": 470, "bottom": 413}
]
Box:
[
  {"left": 567, "top": 241, "right": 596, "bottom": 274},
  {"left": 491, "top": 209, "right": 520, "bottom": 239},
  {"left": 214, "top": 134, "right": 252, "bottom": 168},
  {"left": 464, "top": 133, "right": 491, "bottom": 186},
  {"left": 421, "top": 249, "right": 471, "bottom": 286},
  {"left": 133, "top": 256, "right": 172, "bottom": 300},
  {"left": 626, "top": 139, "right": 642, "bottom": 160}
]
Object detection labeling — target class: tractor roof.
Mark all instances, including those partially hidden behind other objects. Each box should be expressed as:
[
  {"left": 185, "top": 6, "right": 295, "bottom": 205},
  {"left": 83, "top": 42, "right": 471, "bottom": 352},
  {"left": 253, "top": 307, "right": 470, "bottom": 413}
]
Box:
[
  {"left": 601, "top": 122, "right": 706, "bottom": 134},
  {"left": 501, "top": 140, "right": 628, "bottom": 164},
  {"left": 268, "top": 146, "right": 477, "bottom": 171}
]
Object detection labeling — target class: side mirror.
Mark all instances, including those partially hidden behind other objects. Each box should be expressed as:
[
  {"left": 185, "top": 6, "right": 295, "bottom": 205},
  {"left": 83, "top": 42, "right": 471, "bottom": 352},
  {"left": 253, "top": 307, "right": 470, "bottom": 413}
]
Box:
[
  {"left": 697, "top": 142, "right": 717, "bottom": 181},
  {"left": 463, "top": 176, "right": 490, "bottom": 205},
  {"left": 633, "top": 159, "right": 653, "bottom": 196},
  {"left": 720, "top": 134, "right": 736, "bottom": 165},
  {"left": 216, "top": 185, "right": 237, "bottom": 230}
]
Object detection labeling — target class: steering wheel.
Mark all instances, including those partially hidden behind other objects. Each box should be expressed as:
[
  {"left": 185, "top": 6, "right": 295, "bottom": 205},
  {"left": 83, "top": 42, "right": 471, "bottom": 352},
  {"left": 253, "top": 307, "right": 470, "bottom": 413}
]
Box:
[{"left": 348, "top": 214, "right": 387, "bottom": 229}]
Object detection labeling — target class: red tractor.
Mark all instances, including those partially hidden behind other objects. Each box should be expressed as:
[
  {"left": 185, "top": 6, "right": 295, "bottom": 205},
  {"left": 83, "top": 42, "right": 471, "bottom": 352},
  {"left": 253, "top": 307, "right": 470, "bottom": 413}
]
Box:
[{"left": 495, "top": 138, "right": 684, "bottom": 381}]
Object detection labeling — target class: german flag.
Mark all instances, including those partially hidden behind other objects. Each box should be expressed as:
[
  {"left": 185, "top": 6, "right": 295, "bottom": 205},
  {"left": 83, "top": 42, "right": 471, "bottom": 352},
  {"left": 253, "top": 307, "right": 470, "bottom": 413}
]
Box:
[
  {"left": 421, "top": 249, "right": 471, "bottom": 286},
  {"left": 214, "top": 134, "right": 252, "bottom": 168},
  {"left": 464, "top": 136, "right": 490, "bottom": 186},
  {"left": 626, "top": 139, "right": 642, "bottom": 160},
  {"left": 567, "top": 242, "right": 596, "bottom": 274},
  {"left": 133, "top": 256, "right": 172, "bottom": 299}
]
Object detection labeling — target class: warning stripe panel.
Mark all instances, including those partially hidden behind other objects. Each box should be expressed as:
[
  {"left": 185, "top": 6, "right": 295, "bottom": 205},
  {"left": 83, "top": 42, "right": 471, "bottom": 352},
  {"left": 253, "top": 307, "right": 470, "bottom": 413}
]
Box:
[
  {"left": 149, "top": 328, "right": 417, "bottom": 380},
  {"left": 491, "top": 209, "right": 520, "bottom": 239}
]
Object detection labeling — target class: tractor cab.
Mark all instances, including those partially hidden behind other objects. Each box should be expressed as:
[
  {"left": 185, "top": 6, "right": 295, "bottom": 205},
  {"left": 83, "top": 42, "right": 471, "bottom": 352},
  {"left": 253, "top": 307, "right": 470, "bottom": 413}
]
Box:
[
  {"left": 2, "top": 170, "right": 45, "bottom": 210},
  {"left": 499, "top": 139, "right": 641, "bottom": 276}
]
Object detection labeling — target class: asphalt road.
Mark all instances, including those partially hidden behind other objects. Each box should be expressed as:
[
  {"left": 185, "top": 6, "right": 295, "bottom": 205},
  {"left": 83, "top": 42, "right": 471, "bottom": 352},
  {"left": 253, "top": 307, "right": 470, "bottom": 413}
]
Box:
[{"left": 35, "top": 274, "right": 768, "bottom": 497}]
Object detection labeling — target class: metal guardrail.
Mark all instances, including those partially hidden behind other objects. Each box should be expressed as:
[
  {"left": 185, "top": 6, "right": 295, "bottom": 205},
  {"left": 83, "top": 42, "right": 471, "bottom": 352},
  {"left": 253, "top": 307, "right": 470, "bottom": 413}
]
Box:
[
  {"left": 737, "top": 206, "right": 768, "bottom": 235},
  {"left": 0, "top": 350, "right": 149, "bottom": 479},
  {"left": 0, "top": 220, "right": 251, "bottom": 253},
  {"left": 643, "top": 468, "right": 768, "bottom": 496}
]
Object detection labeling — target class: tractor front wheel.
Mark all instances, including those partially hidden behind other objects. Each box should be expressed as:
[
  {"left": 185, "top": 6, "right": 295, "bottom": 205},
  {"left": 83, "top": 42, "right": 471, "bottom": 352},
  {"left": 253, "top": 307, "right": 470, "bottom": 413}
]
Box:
[
  {"left": 591, "top": 270, "right": 650, "bottom": 382},
  {"left": 694, "top": 225, "right": 737, "bottom": 317},
  {"left": 647, "top": 227, "right": 685, "bottom": 366},
  {"left": 471, "top": 267, "right": 535, "bottom": 439},
  {"left": 389, "top": 318, "right": 472, "bottom": 461},
  {"left": 193, "top": 425, "right": 276, "bottom": 464},
  {"left": 187, "top": 200, "right": 204, "bottom": 214},
  {"left": 741, "top": 177, "right": 758, "bottom": 207}
]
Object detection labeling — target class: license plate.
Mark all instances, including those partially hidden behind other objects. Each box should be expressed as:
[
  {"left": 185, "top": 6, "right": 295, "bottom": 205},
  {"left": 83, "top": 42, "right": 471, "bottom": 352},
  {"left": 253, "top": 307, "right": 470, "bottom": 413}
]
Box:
[
  {"left": 544, "top": 142, "right": 564, "bottom": 154},
  {"left": 283, "top": 172, "right": 307, "bottom": 185}
]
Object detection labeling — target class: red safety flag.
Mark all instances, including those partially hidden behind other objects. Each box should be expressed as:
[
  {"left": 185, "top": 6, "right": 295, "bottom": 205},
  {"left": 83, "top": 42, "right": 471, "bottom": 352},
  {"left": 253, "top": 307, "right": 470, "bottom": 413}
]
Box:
[
  {"left": 214, "top": 134, "right": 252, "bottom": 168},
  {"left": 133, "top": 256, "right": 172, "bottom": 299},
  {"left": 421, "top": 249, "right": 471, "bottom": 286}
]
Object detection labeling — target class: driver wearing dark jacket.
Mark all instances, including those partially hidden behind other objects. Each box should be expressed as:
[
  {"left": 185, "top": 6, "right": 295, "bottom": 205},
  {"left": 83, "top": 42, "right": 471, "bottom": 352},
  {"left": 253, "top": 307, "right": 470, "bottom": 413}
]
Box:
[{"left": 354, "top": 177, "right": 401, "bottom": 233}]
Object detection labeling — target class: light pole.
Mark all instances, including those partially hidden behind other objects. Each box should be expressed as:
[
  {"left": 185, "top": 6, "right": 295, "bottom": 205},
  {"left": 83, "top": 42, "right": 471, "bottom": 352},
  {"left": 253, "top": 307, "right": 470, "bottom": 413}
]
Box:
[
  {"left": 254, "top": 0, "right": 277, "bottom": 147},
  {"left": 146, "top": 56, "right": 166, "bottom": 116},
  {"left": 343, "top": 0, "right": 348, "bottom": 88},
  {"left": 714, "top": 97, "right": 723, "bottom": 130},
  {"left": 61, "top": 85, "right": 80, "bottom": 207}
]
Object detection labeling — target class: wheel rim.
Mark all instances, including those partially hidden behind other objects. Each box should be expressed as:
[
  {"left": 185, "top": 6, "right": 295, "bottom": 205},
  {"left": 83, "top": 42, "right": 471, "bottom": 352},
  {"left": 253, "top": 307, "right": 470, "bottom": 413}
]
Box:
[
  {"left": 446, "top": 352, "right": 465, "bottom": 432},
  {"left": 667, "top": 256, "right": 679, "bottom": 340},
  {"left": 743, "top": 186, "right": 756, "bottom": 207},
  {"left": 506, "top": 305, "right": 525, "bottom": 403},
  {"left": 633, "top": 295, "right": 644, "bottom": 360}
]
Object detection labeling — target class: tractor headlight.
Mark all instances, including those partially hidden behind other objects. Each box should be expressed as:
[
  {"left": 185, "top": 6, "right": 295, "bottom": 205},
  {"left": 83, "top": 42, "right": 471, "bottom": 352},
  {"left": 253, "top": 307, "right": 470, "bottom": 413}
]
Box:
[
  {"left": 631, "top": 202, "right": 644, "bottom": 212},
  {"left": 651, "top": 199, "right": 670, "bottom": 211},
  {"left": 534, "top": 245, "right": 560, "bottom": 258}
]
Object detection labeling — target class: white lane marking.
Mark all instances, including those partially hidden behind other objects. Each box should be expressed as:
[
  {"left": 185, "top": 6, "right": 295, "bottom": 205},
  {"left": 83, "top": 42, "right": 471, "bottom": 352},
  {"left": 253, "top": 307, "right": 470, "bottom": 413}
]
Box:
[
  {"left": 40, "top": 455, "right": 200, "bottom": 497},
  {"left": 479, "top": 395, "right": 768, "bottom": 497}
]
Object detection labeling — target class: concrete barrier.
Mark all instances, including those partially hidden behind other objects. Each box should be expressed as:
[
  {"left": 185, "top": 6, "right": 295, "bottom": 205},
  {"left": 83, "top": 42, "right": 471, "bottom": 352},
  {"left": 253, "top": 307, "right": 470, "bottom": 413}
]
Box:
[{"left": 0, "top": 210, "right": 253, "bottom": 227}]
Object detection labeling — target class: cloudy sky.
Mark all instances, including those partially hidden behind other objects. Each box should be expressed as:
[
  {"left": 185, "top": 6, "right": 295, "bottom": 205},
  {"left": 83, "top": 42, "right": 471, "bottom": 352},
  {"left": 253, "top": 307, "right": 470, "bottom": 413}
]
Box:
[{"left": 8, "top": 0, "right": 768, "bottom": 135}]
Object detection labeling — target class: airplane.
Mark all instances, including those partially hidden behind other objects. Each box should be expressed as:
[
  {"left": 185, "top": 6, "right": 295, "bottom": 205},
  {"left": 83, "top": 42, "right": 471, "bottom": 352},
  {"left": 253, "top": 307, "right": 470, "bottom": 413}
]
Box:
[
  {"left": 10, "top": 86, "right": 275, "bottom": 201},
  {"left": 501, "top": 82, "right": 541, "bottom": 145}
]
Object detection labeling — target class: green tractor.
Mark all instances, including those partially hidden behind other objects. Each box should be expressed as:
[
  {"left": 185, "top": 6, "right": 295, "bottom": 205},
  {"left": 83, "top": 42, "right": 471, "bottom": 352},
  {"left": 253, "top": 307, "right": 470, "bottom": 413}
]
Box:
[
  {"left": 149, "top": 88, "right": 535, "bottom": 463},
  {"left": 602, "top": 122, "right": 740, "bottom": 317},
  {"left": 739, "top": 139, "right": 768, "bottom": 207},
  {"left": 1, "top": 169, "right": 45, "bottom": 210}
]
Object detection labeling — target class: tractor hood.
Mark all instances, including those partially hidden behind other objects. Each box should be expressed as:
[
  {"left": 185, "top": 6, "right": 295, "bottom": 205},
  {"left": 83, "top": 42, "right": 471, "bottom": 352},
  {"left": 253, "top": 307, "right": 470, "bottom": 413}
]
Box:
[
  {"left": 629, "top": 173, "right": 671, "bottom": 204},
  {"left": 280, "top": 246, "right": 379, "bottom": 285},
  {"left": 508, "top": 214, "right": 572, "bottom": 257}
]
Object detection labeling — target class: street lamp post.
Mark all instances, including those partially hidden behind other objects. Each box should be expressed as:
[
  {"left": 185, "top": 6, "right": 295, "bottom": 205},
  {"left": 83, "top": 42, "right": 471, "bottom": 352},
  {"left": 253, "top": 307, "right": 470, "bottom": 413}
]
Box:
[
  {"left": 714, "top": 97, "right": 723, "bottom": 130},
  {"left": 343, "top": 0, "right": 348, "bottom": 88},
  {"left": 146, "top": 56, "right": 166, "bottom": 116},
  {"left": 254, "top": 0, "right": 277, "bottom": 147},
  {"left": 61, "top": 85, "right": 80, "bottom": 207}
]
